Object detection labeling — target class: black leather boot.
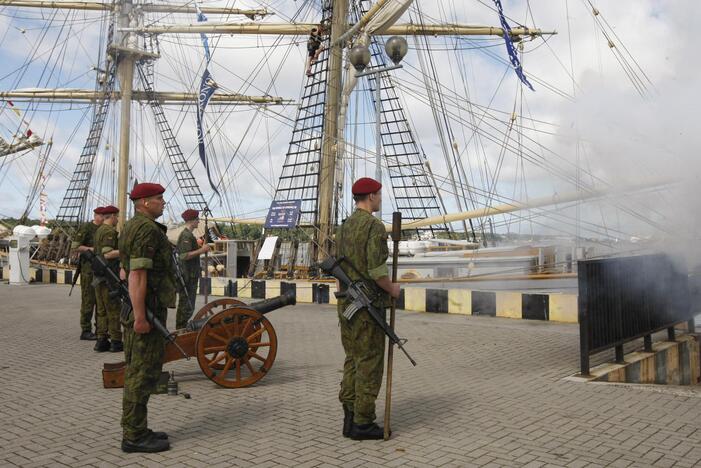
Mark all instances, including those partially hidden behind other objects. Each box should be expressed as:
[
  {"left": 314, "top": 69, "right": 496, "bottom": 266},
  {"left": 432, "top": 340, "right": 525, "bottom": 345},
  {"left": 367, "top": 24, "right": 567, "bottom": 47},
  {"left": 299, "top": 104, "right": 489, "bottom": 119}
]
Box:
[
  {"left": 349, "top": 422, "right": 384, "bottom": 440},
  {"left": 121, "top": 433, "right": 170, "bottom": 453},
  {"left": 109, "top": 340, "right": 124, "bottom": 352},
  {"left": 93, "top": 337, "right": 110, "bottom": 352},
  {"left": 80, "top": 331, "right": 97, "bottom": 341},
  {"left": 343, "top": 406, "right": 354, "bottom": 438},
  {"left": 147, "top": 429, "right": 168, "bottom": 440}
]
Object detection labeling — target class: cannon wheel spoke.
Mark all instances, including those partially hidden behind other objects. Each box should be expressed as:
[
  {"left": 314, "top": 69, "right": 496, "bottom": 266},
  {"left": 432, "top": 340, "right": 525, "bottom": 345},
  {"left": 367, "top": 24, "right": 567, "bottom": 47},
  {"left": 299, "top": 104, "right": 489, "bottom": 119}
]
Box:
[
  {"left": 193, "top": 298, "right": 245, "bottom": 321},
  {"left": 196, "top": 307, "right": 277, "bottom": 388}
]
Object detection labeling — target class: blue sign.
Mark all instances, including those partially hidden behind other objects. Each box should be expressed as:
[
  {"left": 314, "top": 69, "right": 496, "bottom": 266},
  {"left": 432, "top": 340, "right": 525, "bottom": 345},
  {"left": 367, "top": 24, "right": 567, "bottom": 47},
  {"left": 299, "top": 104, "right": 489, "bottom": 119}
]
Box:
[{"left": 265, "top": 200, "right": 302, "bottom": 229}]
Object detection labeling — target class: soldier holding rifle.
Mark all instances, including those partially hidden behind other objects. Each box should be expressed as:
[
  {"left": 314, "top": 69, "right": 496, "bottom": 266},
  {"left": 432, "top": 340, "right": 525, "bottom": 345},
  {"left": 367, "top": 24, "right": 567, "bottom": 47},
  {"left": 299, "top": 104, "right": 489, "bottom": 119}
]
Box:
[
  {"left": 335, "top": 177, "right": 401, "bottom": 440},
  {"left": 175, "top": 208, "right": 210, "bottom": 329},
  {"left": 72, "top": 206, "right": 104, "bottom": 340},
  {"left": 92, "top": 205, "right": 123, "bottom": 352},
  {"left": 118, "top": 182, "right": 176, "bottom": 453}
]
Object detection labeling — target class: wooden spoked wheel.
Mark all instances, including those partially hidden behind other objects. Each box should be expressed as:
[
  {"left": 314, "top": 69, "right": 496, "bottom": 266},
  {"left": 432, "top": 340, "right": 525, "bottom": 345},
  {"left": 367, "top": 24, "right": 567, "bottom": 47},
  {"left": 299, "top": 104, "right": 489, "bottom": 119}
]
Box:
[
  {"left": 193, "top": 298, "right": 245, "bottom": 320},
  {"left": 195, "top": 307, "right": 278, "bottom": 388},
  {"left": 194, "top": 299, "right": 260, "bottom": 370}
]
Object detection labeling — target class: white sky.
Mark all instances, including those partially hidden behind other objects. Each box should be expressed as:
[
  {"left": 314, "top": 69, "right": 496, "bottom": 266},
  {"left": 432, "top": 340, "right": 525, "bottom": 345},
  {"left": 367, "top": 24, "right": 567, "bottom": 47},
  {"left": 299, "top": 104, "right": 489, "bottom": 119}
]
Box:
[{"left": 0, "top": 0, "right": 698, "bottom": 242}]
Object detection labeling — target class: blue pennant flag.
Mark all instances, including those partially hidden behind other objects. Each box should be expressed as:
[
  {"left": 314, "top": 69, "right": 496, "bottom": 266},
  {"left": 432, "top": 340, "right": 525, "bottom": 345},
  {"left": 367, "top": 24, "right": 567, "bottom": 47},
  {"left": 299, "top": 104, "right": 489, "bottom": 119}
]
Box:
[
  {"left": 196, "top": 6, "right": 211, "bottom": 63},
  {"left": 197, "top": 68, "right": 219, "bottom": 196},
  {"left": 493, "top": 0, "right": 534, "bottom": 91},
  {"left": 194, "top": 3, "right": 219, "bottom": 196}
]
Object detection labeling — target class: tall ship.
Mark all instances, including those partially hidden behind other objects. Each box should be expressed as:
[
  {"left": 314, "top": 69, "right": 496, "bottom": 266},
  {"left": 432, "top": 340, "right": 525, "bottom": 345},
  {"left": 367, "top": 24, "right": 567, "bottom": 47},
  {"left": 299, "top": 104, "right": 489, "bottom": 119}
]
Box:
[{"left": 0, "top": 0, "right": 679, "bottom": 285}]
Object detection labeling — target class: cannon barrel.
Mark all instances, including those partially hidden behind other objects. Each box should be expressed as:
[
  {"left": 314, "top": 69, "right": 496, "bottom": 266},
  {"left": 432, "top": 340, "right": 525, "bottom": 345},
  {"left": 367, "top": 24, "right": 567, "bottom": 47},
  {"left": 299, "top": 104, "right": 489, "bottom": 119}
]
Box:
[
  {"left": 185, "top": 291, "right": 296, "bottom": 332},
  {"left": 250, "top": 290, "right": 296, "bottom": 314}
]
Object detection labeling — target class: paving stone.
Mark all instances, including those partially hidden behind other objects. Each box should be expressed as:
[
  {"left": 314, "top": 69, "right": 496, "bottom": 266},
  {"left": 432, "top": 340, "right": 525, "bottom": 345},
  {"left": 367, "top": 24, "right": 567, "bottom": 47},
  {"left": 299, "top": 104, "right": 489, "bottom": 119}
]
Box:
[{"left": 1, "top": 284, "right": 701, "bottom": 467}]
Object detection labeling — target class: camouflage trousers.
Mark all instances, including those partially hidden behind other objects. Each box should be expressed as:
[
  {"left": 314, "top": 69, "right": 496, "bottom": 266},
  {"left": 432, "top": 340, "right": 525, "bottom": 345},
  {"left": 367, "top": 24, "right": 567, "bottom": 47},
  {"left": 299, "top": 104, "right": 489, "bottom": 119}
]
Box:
[
  {"left": 338, "top": 307, "right": 386, "bottom": 425},
  {"left": 95, "top": 283, "right": 123, "bottom": 341},
  {"left": 121, "top": 307, "right": 166, "bottom": 442},
  {"left": 79, "top": 270, "right": 96, "bottom": 332},
  {"left": 175, "top": 277, "right": 198, "bottom": 330}
]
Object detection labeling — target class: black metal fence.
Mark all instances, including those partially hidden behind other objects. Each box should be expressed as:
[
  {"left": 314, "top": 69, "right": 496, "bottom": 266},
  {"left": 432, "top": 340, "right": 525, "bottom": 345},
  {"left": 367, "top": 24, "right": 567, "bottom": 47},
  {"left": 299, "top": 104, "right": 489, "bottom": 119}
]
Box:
[{"left": 578, "top": 254, "right": 696, "bottom": 375}]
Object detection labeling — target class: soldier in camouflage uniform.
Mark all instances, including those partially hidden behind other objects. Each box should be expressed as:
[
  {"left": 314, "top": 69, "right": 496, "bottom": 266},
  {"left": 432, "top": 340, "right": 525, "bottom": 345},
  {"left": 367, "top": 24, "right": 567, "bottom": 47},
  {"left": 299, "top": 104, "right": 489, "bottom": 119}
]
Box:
[
  {"left": 335, "top": 177, "right": 400, "bottom": 441},
  {"left": 72, "top": 206, "right": 104, "bottom": 340},
  {"left": 92, "top": 205, "right": 123, "bottom": 353},
  {"left": 119, "top": 183, "right": 174, "bottom": 453},
  {"left": 175, "top": 209, "right": 210, "bottom": 329}
]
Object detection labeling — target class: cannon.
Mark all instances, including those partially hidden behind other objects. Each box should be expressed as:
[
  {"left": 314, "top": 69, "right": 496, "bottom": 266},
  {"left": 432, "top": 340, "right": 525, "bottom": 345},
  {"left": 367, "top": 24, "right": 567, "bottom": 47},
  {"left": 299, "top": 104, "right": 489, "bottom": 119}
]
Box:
[{"left": 102, "top": 291, "right": 295, "bottom": 389}]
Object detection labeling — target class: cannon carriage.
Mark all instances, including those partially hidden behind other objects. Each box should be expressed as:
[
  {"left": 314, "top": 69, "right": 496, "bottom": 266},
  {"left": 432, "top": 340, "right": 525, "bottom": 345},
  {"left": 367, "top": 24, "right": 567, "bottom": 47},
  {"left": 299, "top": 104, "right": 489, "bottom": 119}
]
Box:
[{"left": 102, "top": 292, "right": 295, "bottom": 389}]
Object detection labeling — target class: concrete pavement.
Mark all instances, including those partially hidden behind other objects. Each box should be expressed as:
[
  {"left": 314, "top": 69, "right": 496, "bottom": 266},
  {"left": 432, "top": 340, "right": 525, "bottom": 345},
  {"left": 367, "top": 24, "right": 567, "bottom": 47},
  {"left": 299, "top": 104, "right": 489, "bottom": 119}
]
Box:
[{"left": 1, "top": 283, "right": 700, "bottom": 467}]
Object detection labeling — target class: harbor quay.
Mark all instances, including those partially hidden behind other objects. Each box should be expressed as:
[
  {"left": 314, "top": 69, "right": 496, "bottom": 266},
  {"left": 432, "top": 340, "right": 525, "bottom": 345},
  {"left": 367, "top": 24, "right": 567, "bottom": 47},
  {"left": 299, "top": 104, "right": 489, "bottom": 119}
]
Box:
[{"left": 1, "top": 283, "right": 701, "bottom": 467}]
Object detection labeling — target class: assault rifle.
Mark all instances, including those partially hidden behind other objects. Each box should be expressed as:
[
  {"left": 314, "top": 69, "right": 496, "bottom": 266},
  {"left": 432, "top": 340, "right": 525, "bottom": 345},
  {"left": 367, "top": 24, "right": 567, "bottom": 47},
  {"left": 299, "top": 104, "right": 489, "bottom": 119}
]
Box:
[
  {"left": 171, "top": 247, "right": 191, "bottom": 308},
  {"left": 320, "top": 256, "right": 416, "bottom": 366},
  {"left": 84, "top": 250, "right": 189, "bottom": 359},
  {"left": 68, "top": 257, "right": 81, "bottom": 296}
]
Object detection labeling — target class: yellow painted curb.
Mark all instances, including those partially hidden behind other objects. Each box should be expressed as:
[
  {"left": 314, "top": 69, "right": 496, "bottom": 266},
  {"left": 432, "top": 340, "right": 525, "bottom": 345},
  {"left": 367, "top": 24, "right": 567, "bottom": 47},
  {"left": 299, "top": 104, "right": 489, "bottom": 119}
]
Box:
[
  {"left": 496, "top": 291, "right": 522, "bottom": 319},
  {"left": 404, "top": 287, "right": 426, "bottom": 312},
  {"left": 266, "top": 280, "right": 281, "bottom": 298},
  {"left": 448, "top": 289, "right": 471, "bottom": 315},
  {"left": 549, "top": 294, "right": 578, "bottom": 323},
  {"left": 236, "top": 278, "right": 252, "bottom": 298}
]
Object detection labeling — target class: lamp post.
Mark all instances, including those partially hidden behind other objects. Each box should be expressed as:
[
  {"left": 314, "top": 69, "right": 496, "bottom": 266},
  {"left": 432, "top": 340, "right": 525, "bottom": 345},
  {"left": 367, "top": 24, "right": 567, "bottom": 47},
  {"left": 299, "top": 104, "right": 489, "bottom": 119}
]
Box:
[{"left": 350, "top": 36, "right": 408, "bottom": 220}]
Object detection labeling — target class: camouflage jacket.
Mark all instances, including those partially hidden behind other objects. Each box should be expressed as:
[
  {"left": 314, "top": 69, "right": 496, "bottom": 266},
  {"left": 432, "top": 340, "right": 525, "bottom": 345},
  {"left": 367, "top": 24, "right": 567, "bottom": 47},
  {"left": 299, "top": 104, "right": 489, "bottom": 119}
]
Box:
[
  {"left": 71, "top": 221, "right": 100, "bottom": 273},
  {"left": 176, "top": 228, "right": 201, "bottom": 281},
  {"left": 335, "top": 208, "right": 390, "bottom": 308},
  {"left": 119, "top": 212, "right": 177, "bottom": 310},
  {"left": 93, "top": 223, "right": 119, "bottom": 276}
]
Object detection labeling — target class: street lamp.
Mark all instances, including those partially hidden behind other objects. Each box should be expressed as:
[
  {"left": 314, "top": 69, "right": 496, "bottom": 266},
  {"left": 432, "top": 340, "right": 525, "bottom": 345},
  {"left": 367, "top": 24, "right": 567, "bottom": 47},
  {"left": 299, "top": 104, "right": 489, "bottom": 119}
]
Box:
[{"left": 351, "top": 36, "right": 409, "bottom": 220}]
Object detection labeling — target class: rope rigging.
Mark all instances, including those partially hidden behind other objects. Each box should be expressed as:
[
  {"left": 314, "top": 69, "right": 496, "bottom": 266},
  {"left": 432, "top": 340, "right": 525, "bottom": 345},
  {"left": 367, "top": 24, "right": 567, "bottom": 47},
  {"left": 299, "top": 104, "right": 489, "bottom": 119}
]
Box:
[{"left": 0, "top": 0, "right": 679, "bottom": 266}]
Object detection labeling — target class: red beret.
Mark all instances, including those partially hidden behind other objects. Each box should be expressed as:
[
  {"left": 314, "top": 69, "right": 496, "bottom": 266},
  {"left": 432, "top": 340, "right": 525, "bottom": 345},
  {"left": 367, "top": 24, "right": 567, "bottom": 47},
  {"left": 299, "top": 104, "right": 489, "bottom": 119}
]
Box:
[
  {"left": 94, "top": 207, "right": 104, "bottom": 214},
  {"left": 102, "top": 205, "right": 119, "bottom": 214},
  {"left": 351, "top": 177, "right": 382, "bottom": 195},
  {"left": 182, "top": 209, "right": 199, "bottom": 221},
  {"left": 130, "top": 182, "right": 165, "bottom": 200}
]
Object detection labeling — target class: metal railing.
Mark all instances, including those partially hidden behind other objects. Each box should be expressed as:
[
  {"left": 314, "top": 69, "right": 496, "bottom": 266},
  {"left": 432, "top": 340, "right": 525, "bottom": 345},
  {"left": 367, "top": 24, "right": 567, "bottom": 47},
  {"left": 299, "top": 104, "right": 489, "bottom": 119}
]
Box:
[{"left": 578, "top": 254, "right": 696, "bottom": 375}]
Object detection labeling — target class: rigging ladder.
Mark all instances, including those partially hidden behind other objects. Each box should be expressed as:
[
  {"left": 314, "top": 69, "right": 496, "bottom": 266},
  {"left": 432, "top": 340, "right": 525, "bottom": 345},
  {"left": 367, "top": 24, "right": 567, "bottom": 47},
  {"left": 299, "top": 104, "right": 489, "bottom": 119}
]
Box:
[
  {"left": 136, "top": 44, "right": 208, "bottom": 213},
  {"left": 271, "top": 1, "right": 333, "bottom": 227},
  {"left": 55, "top": 21, "right": 117, "bottom": 224},
  {"left": 353, "top": 0, "right": 448, "bottom": 237}
]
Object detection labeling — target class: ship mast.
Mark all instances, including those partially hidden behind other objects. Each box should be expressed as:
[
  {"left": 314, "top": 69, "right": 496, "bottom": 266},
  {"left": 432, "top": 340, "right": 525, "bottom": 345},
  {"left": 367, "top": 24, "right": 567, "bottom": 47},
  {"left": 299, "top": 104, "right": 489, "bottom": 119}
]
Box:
[
  {"left": 126, "top": 6, "right": 555, "bottom": 263},
  {"left": 317, "top": 0, "right": 349, "bottom": 261},
  {"left": 116, "top": 0, "right": 134, "bottom": 228},
  {"left": 0, "top": 0, "right": 280, "bottom": 231},
  {"left": 3, "top": 0, "right": 556, "bottom": 263}
]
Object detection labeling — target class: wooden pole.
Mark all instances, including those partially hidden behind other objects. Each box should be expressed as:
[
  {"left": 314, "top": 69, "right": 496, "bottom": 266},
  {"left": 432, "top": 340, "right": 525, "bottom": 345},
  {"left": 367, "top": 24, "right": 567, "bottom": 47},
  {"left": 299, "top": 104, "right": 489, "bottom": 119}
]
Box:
[
  {"left": 384, "top": 211, "right": 401, "bottom": 441},
  {"left": 203, "top": 210, "right": 209, "bottom": 304},
  {"left": 116, "top": 0, "right": 133, "bottom": 231},
  {"left": 122, "top": 23, "right": 553, "bottom": 37},
  {"left": 0, "top": 0, "right": 271, "bottom": 16},
  {"left": 316, "top": 0, "right": 348, "bottom": 263},
  {"left": 0, "top": 89, "right": 287, "bottom": 104}
]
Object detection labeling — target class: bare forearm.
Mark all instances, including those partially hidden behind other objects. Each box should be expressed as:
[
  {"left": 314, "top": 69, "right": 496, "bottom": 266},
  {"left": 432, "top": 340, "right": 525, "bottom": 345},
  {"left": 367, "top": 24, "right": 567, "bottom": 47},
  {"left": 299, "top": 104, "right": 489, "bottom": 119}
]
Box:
[
  {"left": 128, "top": 270, "right": 148, "bottom": 322},
  {"left": 375, "top": 276, "right": 393, "bottom": 294},
  {"left": 77, "top": 245, "right": 93, "bottom": 253},
  {"left": 375, "top": 276, "right": 400, "bottom": 299},
  {"left": 184, "top": 245, "right": 209, "bottom": 260},
  {"left": 104, "top": 250, "right": 119, "bottom": 260}
]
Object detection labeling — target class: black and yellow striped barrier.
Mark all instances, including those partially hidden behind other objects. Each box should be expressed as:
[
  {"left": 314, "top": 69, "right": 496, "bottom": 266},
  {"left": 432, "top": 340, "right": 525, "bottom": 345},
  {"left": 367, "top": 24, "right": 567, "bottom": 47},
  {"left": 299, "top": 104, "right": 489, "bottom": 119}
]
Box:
[{"left": 12, "top": 268, "right": 579, "bottom": 324}]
